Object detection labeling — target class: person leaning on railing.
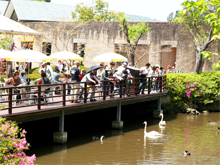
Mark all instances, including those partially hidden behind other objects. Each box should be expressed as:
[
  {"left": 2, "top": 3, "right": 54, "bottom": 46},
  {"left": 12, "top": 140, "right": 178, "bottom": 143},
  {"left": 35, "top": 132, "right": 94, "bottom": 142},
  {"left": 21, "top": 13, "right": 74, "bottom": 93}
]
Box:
[
  {"left": 70, "top": 61, "right": 81, "bottom": 103},
  {"left": 148, "top": 66, "right": 159, "bottom": 92},
  {"left": 100, "top": 66, "right": 111, "bottom": 96},
  {"left": 5, "top": 72, "right": 21, "bottom": 100},
  {"left": 80, "top": 71, "right": 100, "bottom": 102}
]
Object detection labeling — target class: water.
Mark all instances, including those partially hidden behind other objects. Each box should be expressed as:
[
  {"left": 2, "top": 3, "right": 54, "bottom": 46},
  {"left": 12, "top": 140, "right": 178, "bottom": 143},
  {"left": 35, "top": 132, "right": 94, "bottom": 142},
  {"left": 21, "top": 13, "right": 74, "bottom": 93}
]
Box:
[{"left": 28, "top": 112, "right": 220, "bottom": 164}]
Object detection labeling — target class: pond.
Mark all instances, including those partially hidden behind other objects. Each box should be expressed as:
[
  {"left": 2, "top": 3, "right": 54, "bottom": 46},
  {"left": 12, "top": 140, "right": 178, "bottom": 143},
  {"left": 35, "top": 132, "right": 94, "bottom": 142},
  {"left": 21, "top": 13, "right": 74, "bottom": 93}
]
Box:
[{"left": 29, "top": 112, "right": 220, "bottom": 164}]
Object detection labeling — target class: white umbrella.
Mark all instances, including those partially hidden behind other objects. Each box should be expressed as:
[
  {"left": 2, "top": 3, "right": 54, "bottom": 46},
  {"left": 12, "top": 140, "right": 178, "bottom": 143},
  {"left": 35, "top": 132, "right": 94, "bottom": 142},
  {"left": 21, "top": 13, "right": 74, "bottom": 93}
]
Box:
[
  {"left": 0, "top": 15, "right": 38, "bottom": 34},
  {"left": 0, "top": 49, "right": 13, "bottom": 59},
  {"left": 50, "top": 51, "right": 83, "bottom": 61},
  {"left": 93, "top": 52, "right": 128, "bottom": 62},
  {"left": 8, "top": 50, "right": 52, "bottom": 62}
]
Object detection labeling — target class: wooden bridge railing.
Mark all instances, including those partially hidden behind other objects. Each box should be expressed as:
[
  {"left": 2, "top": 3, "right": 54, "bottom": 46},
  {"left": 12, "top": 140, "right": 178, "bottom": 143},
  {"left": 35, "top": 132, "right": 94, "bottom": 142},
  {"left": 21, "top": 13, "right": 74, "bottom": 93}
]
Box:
[{"left": 0, "top": 75, "right": 167, "bottom": 114}]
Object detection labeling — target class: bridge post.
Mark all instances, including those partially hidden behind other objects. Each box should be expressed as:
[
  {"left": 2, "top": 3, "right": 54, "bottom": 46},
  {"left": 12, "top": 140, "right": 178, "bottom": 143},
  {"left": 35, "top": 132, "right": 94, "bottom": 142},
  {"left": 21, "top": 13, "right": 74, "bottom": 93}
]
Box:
[
  {"left": 53, "top": 110, "right": 67, "bottom": 143},
  {"left": 112, "top": 101, "right": 123, "bottom": 129}
]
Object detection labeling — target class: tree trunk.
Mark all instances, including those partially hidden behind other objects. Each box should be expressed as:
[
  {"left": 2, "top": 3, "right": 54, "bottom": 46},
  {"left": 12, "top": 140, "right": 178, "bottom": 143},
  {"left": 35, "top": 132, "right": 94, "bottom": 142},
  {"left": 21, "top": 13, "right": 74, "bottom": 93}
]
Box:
[
  {"left": 194, "top": 51, "right": 203, "bottom": 74},
  {"left": 129, "top": 46, "right": 135, "bottom": 66},
  {"left": 6, "top": 61, "right": 13, "bottom": 78},
  {"left": 130, "top": 52, "right": 134, "bottom": 66}
]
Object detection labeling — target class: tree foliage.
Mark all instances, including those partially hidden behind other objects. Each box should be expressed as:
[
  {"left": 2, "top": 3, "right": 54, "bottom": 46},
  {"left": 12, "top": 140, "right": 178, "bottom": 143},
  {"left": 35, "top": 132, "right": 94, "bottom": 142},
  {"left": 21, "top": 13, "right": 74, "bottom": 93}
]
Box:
[
  {"left": 174, "top": 0, "right": 220, "bottom": 73},
  {"left": 0, "top": 33, "right": 14, "bottom": 50},
  {"left": 167, "top": 12, "right": 174, "bottom": 22},
  {"left": 72, "top": 0, "right": 124, "bottom": 22},
  {"left": 119, "top": 17, "right": 150, "bottom": 66},
  {"left": 167, "top": 11, "right": 180, "bottom": 22}
]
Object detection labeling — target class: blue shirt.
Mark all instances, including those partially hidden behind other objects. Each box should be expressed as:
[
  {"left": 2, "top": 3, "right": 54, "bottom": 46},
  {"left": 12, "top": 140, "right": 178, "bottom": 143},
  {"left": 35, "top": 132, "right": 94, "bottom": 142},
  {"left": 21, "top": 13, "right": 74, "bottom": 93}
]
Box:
[{"left": 53, "top": 72, "right": 61, "bottom": 82}]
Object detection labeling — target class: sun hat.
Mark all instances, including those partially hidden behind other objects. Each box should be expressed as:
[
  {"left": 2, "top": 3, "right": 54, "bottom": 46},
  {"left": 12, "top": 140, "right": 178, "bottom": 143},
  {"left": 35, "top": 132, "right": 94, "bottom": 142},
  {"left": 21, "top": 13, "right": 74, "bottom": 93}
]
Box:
[
  {"left": 105, "top": 66, "right": 111, "bottom": 71},
  {"left": 155, "top": 64, "right": 160, "bottom": 68},
  {"left": 122, "top": 62, "right": 127, "bottom": 66},
  {"left": 100, "top": 62, "right": 105, "bottom": 66}
]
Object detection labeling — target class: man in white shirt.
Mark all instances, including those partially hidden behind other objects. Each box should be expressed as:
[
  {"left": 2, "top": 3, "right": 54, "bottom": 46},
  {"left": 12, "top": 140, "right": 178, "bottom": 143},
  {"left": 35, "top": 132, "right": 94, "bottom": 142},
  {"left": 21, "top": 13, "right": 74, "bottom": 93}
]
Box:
[
  {"left": 57, "top": 60, "right": 63, "bottom": 73},
  {"left": 44, "top": 62, "right": 53, "bottom": 81},
  {"left": 19, "top": 70, "right": 28, "bottom": 84}
]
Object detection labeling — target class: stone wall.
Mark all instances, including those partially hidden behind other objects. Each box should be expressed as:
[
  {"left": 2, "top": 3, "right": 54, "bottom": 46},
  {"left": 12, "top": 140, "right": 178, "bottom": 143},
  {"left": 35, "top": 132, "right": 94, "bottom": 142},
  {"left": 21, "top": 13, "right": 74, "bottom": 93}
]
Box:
[{"left": 24, "top": 22, "right": 220, "bottom": 73}]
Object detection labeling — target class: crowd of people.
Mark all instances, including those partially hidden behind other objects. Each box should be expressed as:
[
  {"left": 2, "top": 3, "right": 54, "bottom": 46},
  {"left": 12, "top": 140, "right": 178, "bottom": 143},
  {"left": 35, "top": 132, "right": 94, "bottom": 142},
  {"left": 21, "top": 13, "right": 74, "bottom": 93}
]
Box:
[{"left": 5, "top": 60, "right": 176, "bottom": 103}]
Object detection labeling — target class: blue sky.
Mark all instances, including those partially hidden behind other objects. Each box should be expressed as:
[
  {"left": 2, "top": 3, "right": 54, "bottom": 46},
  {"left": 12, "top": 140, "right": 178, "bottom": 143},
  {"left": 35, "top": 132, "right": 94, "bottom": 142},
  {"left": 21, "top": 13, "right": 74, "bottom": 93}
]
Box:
[{"left": 51, "top": 0, "right": 185, "bottom": 21}]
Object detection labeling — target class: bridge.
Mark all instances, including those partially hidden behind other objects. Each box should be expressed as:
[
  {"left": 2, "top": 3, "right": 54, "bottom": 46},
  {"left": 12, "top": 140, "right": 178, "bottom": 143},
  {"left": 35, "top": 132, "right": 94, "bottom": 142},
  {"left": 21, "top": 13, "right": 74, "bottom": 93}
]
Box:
[{"left": 0, "top": 76, "right": 168, "bottom": 143}]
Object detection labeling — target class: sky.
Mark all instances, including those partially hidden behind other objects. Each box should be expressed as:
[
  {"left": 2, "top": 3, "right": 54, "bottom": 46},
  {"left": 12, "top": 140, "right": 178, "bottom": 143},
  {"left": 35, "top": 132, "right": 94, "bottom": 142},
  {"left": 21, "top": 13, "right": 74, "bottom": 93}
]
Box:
[{"left": 51, "top": 0, "right": 186, "bottom": 21}]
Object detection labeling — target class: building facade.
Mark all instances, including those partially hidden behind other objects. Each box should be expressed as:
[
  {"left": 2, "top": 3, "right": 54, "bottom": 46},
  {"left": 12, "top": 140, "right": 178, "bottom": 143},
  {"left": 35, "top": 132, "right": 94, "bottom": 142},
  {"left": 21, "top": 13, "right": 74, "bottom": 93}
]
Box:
[{"left": 24, "top": 21, "right": 220, "bottom": 73}]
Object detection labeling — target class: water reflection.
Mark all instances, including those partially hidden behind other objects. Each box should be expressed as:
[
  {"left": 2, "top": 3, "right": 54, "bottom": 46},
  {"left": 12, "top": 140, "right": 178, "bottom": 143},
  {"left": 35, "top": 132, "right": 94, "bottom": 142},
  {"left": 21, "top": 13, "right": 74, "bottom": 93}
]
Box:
[{"left": 33, "top": 113, "right": 220, "bottom": 164}]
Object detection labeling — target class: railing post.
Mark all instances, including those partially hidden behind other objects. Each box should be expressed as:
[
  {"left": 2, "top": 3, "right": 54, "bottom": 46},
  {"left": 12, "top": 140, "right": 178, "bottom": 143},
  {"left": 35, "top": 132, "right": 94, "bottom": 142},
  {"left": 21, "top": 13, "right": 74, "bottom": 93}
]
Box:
[
  {"left": 160, "top": 76, "right": 162, "bottom": 92},
  {"left": 134, "top": 78, "right": 138, "bottom": 96},
  {"left": 165, "top": 75, "right": 167, "bottom": 90},
  {"left": 103, "top": 81, "right": 106, "bottom": 100},
  {"left": 62, "top": 84, "right": 66, "bottom": 106},
  {"left": 84, "top": 82, "right": 87, "bottom": 103},
  {"left": 119, "top": 80, "right": 123, "bottom": 98},
  {"left": 8, "top": 88, "right": 12, "bottom": 114},
  {"left": 148, "top": 77, "right": 151, "bottom": 94},
  {"left": 38, "top": 85, "right": 41, "bottom": 110}
]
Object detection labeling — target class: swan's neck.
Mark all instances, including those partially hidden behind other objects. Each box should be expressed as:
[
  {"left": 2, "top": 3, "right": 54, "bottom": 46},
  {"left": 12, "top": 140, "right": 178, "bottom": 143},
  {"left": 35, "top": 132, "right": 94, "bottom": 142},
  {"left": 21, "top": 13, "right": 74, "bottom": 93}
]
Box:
[
  {"left": 160, "top": 114, "right": 164, "bottom": 122},
  {"left": 144, "top": 123, "right": 147, "bottom": 134}
]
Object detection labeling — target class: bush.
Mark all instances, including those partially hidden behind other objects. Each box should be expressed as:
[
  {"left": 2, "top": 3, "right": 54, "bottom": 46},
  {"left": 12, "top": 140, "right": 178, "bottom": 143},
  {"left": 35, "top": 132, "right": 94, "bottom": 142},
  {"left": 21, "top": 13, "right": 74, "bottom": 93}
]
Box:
[
  {"left": 166, "top": 72, "right": 220, "bottom": 109},
  {"left": 0, "top": 105, "right": 36, "bottom": 164}
]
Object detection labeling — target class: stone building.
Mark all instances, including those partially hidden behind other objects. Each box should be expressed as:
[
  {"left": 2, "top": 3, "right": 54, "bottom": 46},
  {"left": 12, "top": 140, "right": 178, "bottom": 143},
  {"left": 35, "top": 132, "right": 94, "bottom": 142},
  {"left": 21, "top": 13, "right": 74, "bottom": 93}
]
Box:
[{"left": 24, "top": 21, "right": 220, "bottom": 73}]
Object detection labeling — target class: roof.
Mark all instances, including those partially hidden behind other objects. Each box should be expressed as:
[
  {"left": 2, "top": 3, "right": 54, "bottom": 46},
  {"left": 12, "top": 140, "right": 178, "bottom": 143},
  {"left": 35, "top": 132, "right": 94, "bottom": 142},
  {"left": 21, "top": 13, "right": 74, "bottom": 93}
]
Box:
[
  {"left": 5, "top": 0, "right": 74, "bottom": 22},
  {"left": 0, "top": 14, "right": 38, "bottom": 34},
  {"left": 0, "top": 1, "right": 8, "bottom": 15}
]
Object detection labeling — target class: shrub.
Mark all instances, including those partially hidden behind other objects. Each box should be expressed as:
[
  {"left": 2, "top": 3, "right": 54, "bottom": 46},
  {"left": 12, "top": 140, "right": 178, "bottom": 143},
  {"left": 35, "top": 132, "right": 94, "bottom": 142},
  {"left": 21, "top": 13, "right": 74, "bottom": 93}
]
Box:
[
  {"left": 166, "top": 72, "right": 220, "bottom": 109},
  {"left": 0, "top": 105, "right": 36, "bottom": 164}
]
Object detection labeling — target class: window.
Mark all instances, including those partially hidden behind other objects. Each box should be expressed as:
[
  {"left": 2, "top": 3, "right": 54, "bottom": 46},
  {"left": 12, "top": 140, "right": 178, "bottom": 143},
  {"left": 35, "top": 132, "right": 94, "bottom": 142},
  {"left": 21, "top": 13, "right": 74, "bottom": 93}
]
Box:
[
  {"left": 21, "top": 42, "right": 33, "bottom": 50},
  {"left": 42, "top": 42, "right": 51, "bottom": 56}
]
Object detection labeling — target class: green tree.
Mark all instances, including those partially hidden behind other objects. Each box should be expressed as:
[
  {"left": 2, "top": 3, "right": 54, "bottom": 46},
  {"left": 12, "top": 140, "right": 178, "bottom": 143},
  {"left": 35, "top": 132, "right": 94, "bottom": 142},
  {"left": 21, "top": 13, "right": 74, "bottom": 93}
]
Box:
[
  {"left": 167, "top": 12, "right": 174, "bottom": 22},
  {"left": 72, "top": 0, "right": 124, "bottom": 22},
  {"left": 174, "top": 0, "right": 220, "bottom": 73},
  {"left": 119, "top": 17, "right": 151, "bottom": 66},
  {"left": 0, "top": 33, "right": 14, "bottom": 51}
]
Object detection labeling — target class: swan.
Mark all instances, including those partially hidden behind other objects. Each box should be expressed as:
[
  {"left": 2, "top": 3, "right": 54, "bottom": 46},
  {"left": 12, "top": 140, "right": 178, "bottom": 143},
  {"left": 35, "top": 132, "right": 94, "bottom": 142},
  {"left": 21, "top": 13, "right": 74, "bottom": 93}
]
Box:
[
  {"left": 159, "top": 113, "right": 166, "bottom": 126},
  {"left": 143, "top": 121, "right": 163, "bottom": 137},
  {"left": 208, "top": 121, "right": 217, "bottom": 125}
]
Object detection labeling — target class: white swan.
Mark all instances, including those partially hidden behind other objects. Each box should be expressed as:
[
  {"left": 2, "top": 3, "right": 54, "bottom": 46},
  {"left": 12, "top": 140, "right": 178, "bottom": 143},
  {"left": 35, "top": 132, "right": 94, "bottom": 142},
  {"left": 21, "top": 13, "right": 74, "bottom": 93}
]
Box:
[
  {"left": 143, "top": 121, "right": 163, "bottom": 137},
  {"left": 159, "top": 113, "right": 166, "bottom": 126}
]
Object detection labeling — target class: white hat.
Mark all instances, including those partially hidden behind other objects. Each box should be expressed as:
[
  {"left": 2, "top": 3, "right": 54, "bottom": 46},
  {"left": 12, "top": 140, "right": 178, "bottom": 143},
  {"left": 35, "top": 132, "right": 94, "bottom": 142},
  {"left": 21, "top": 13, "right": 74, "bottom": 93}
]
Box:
[
  {"left": 74, "top": 61, "right": 80, "bottom": 64},
  {"left": 21, "top": 70, "right": 25, "bottom": 73},
  {"left": 105, "top": 66, "right": 111, "bottom": 71},
  {"left": 155, "top": 64, "right": 160, "bottom": 68},
  {"left": 122, "top": 62, "right": 127, "bottom": 66},
  {"left": 42, "top": 62, "right": 47, "bottom": 65}
]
